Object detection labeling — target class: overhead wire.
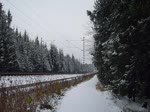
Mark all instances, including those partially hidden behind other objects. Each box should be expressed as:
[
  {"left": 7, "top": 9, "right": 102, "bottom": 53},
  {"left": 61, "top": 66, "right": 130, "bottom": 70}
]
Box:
[
  {"left": 22, "top": 0, "right": 86, "bottom": 50},
  {"left": 66, "top": 40, "right": 83, "bottom": 51},
  {"left": 5, "top": 0, "right": 46, "bottom": 38},
  {"left": 20, "top": 0, "right": 85, "bottom": 53},
  {"left": 25, "top": 1, "right": 75, "bottom": 51},
  {"left": 21, "top": 0, "right": 71, "bottom": 49},
  {"left": 5, "top": 0, "right": 59, "bottom": 40},
  {"left": 19, "top": 0, "right": 88, "bottom": 52},
  {"left": 5, "top": 0, "right": 92, "bottom": 62}
]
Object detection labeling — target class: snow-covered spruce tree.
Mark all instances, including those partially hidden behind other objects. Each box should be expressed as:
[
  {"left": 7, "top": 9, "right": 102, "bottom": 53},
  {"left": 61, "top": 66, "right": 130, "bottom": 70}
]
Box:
[
  {"left": 0, "top": 5, "right": 18, "bottom": 72},
  {"left": 88, "top": 0, "right": 150, "bottom": 100},
  {"left": 87, "top": 0, "right": 119, "bottom": 84},
  {"left": 31, "top": 36, "right": 43, "bottom": 72},
  {"left": 50, "top": 44, "right": 59, "bottom": 73},
  {"left": 71, "top": 55, "right": 76, "bottom": 73},
  {"left": 64, "top": 54, "right": 71, "bottom": 73},
  {"left": 39, "top": 43, "right": 51, "bottom": 72},
  {"left": 15, "top": 31, "right": 26, "bottom": 72},
  {"left": 58, "top": 49, "right": 65, "bottom": 73},
  {"left": 22, "top": 31, "right": 34, "bottom": 72}
]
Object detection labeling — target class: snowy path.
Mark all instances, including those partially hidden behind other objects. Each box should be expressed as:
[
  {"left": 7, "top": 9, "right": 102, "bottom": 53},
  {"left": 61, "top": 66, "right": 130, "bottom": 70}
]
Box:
[{"left": 57, "top": 75, "right": 121, "bottom": 112}]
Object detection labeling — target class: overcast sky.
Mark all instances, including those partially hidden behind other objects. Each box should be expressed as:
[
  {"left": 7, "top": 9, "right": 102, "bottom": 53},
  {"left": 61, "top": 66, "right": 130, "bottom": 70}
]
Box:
[{"left": 1, "top": 0, "right": 94, "bottom": 64}]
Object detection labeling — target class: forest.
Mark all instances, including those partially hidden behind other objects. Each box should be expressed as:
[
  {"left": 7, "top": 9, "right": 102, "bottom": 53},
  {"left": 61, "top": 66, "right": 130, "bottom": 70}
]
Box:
[
  {"left": 0, "top": 2, "right": 93, "bottom": 74},
  {"left": 88, "top": 0, "right": 150, "bottom": 101},
  {"left": 0, "top": 0, "right": 150, "bottom": 111}
]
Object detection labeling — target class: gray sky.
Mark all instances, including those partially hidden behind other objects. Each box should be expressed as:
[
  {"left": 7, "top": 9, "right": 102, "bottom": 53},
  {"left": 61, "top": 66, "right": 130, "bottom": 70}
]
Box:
[{"left": 1, "top": 0, "right": 94, "bottom": 64}]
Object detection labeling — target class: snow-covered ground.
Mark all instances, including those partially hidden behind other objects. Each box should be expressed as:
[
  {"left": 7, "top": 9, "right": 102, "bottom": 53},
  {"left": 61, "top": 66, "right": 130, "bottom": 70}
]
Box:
[
  {"left": 57, "top": 75, "right": 148, "bottom": 112},
  {"left": 0, "top": 74, "right": 85, "bottom": 87}
]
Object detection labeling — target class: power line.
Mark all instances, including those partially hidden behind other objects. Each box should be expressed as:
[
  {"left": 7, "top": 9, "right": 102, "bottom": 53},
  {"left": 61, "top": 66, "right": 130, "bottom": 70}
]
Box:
[
  {"left": 6, "top": 0, "right": 86, "bottom": 54},
  {"left": 6, "top": 0, "right": 54, "bottom": 38},
  {"left": 5, "top": 0, "right": 92, "bottom": 63},
  {"left": 20, "top": 0, "right": 73, "bottom": 51},
  {"left": 66, "top": 40, "right": 83, "bottom": 42},
  {"left": 21, "top": 0, "right": 72, "bottom": 48},
  {"left": 66, "top": 40, "right": 83, "bottom": 51},
  {"left": 5, "top": 0, "right": 47, "bottom": 37},
  {"left": 66, "top": 38, "right": 86, "bottom": 64},
  {"left": 5, "top": 0, "right": 67, "bottom": 50},
  {"left": 21, "top": 0, "right": 87, "bottom": 52},
  {"left": 66, "top": 38, "right": 94, "bottom": 64}
]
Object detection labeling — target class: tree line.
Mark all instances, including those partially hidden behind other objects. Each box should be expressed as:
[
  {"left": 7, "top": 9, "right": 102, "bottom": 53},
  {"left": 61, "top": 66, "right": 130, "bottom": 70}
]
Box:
[
  {"left": 88, "top": 0, "right": 150, "bottom": 101},
  {"left": 0, "top": 3, "right": 94, "bottom": 74}
]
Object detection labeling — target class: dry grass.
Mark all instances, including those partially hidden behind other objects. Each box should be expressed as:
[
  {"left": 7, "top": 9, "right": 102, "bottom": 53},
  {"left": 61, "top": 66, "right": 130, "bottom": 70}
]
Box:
[{"left": 96, "top": 83, "right": 105, "bottom": 91}]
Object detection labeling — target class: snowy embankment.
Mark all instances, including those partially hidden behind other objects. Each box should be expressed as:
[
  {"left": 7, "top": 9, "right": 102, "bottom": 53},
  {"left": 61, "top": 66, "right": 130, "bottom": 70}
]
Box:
[
  {"left": 57, "top": 75, "right": 148, "bottom": 112},
  {"left": 0, "top": 74, "right": 88, "bottom": 87}
]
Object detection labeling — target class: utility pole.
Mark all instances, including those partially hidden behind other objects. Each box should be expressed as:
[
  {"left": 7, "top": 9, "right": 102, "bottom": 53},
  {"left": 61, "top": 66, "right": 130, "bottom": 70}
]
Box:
[{"left": 83, "top": 37, "right": 85, "bottom": 64}]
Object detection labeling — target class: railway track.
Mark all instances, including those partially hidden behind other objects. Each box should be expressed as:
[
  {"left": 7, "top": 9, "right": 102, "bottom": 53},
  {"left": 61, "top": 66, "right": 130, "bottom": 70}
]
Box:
[
  {"left": 0, "top": 72, "right": 87, "bottom": 76},
  {"left": 0, "top": 75, "right": 90, "bottom": 92}
]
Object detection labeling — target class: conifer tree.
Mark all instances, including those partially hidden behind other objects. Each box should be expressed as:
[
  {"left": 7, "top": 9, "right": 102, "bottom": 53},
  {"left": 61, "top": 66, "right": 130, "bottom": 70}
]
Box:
[{"left": 88, "top": 0, "right": 150, "bottom": 99}]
